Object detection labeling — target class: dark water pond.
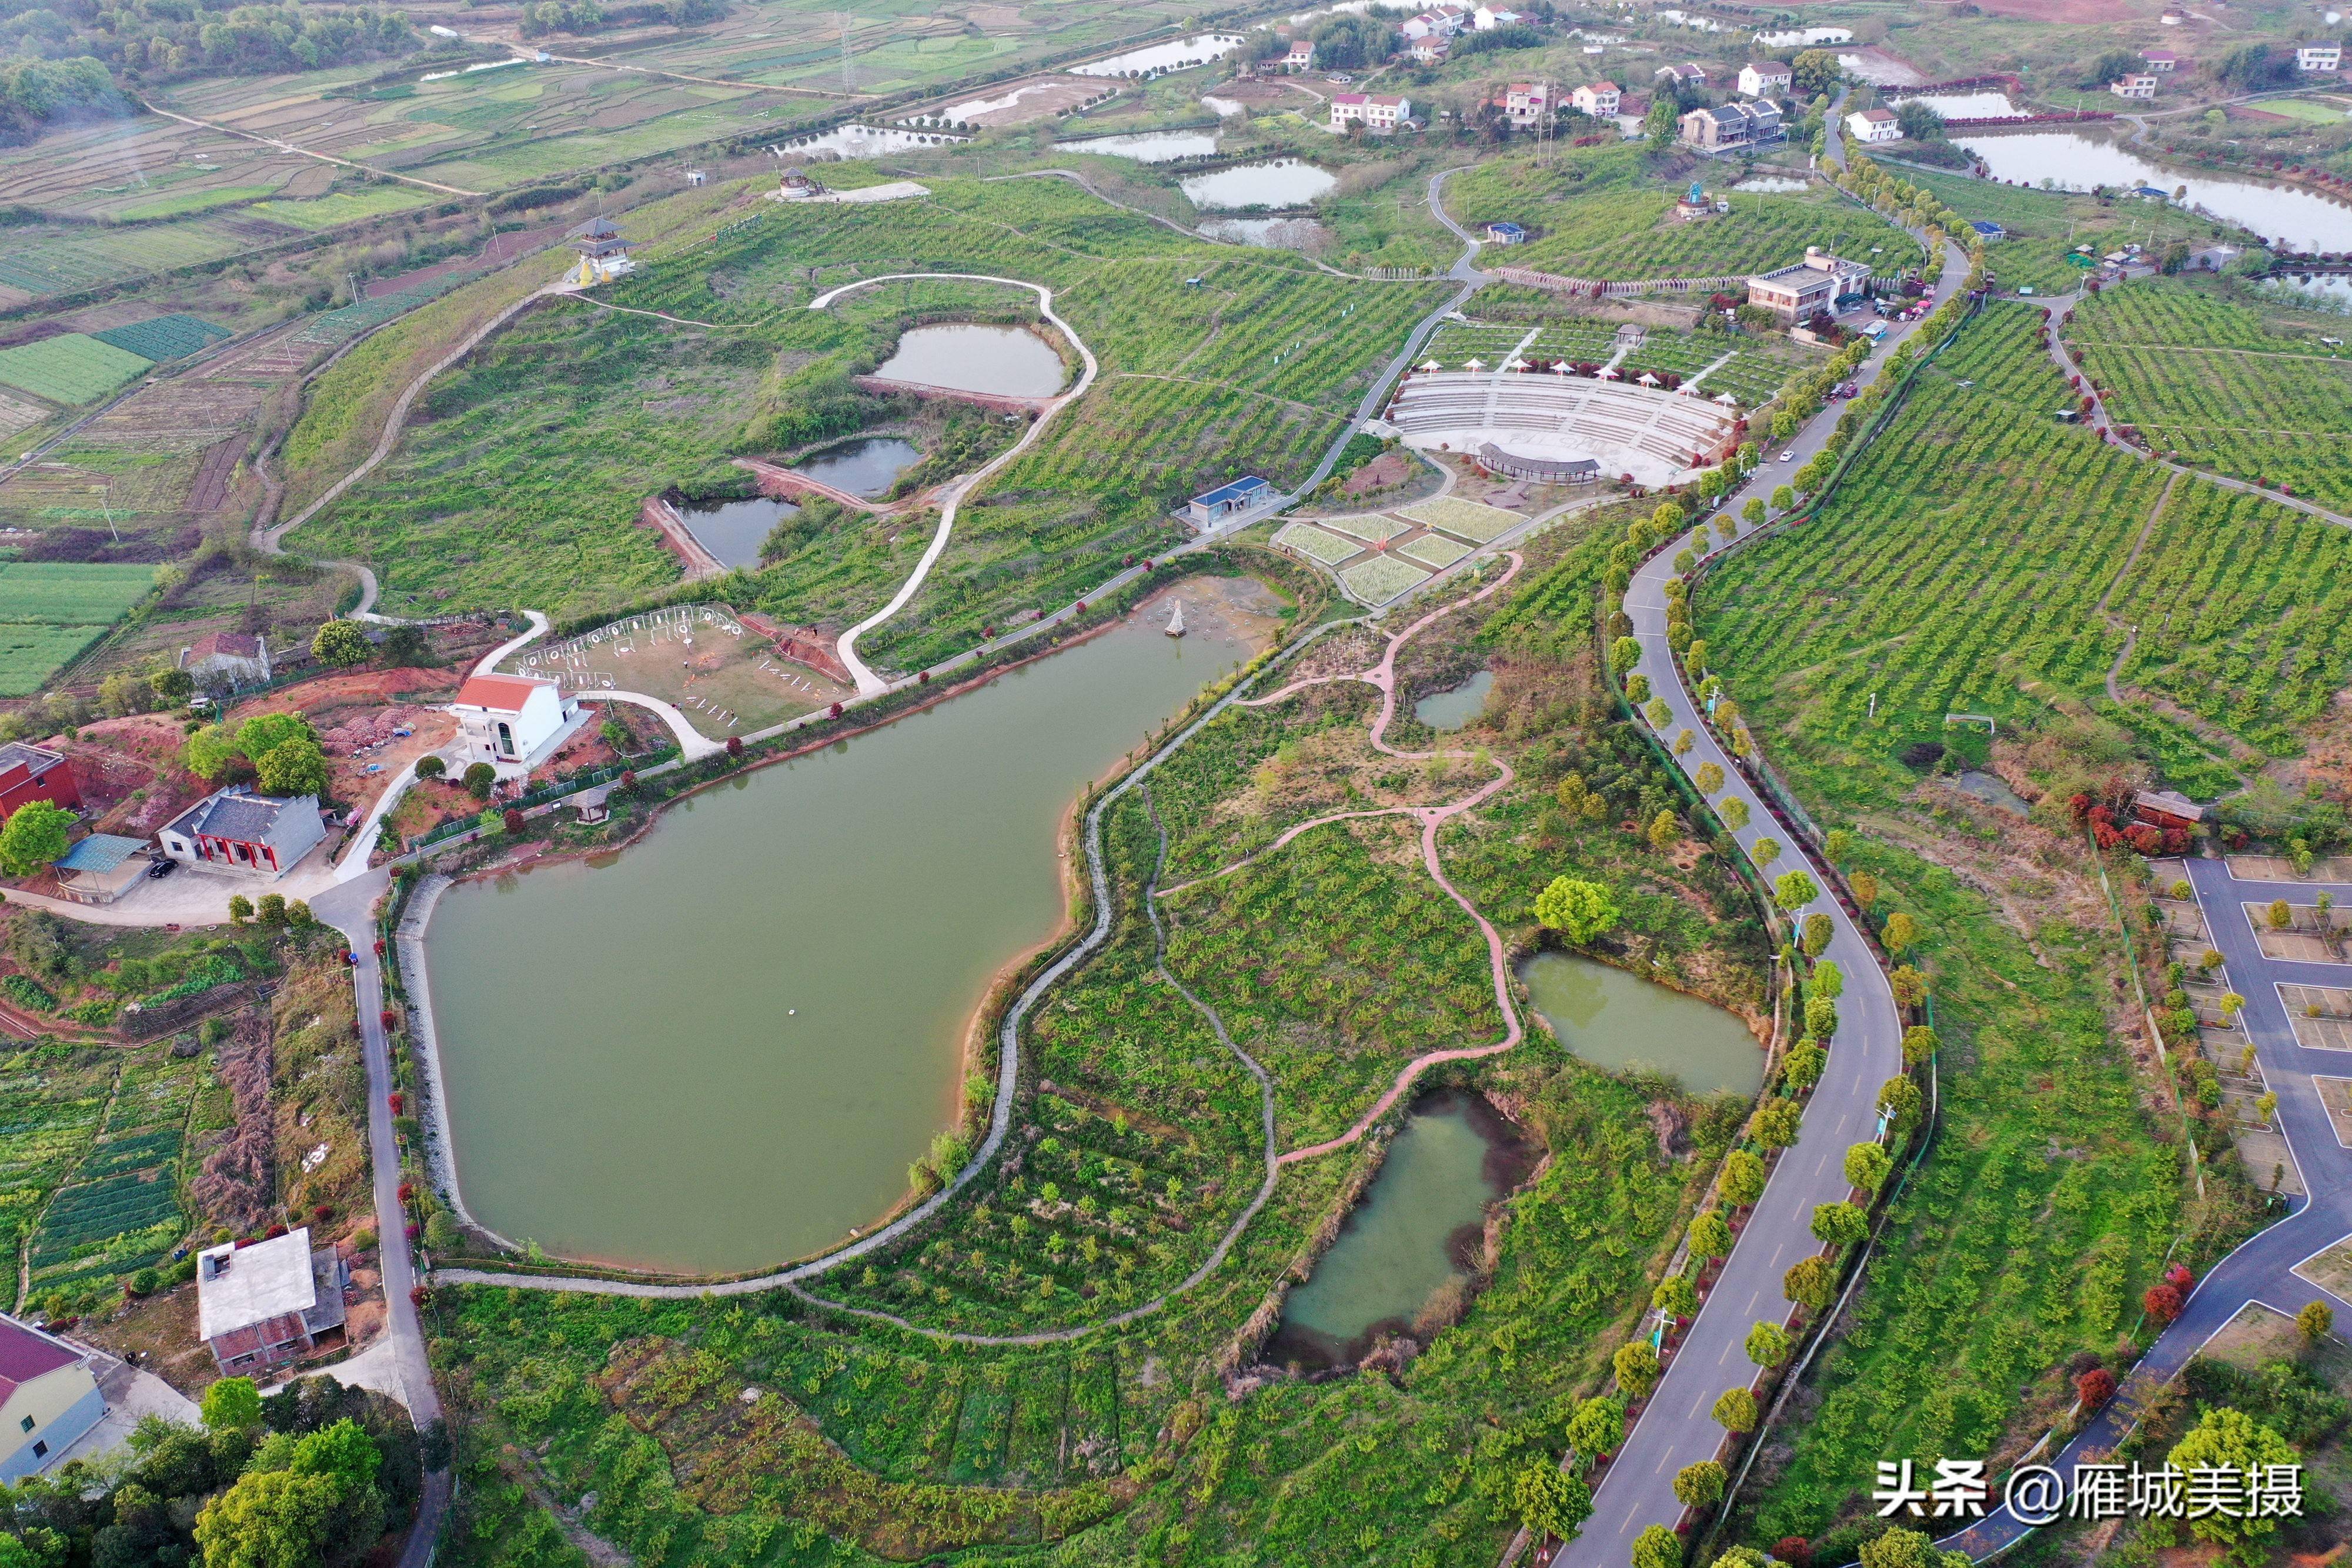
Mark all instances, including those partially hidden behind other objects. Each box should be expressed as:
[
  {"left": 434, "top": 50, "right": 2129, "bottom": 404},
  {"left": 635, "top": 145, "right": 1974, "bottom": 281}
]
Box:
[
  {"left": 1414, "top": 670, "right": 1493, "bottom": 731},
  {"left": 1518, "top": 951, "right": 1762, "bottom": 1096},
  {"left": 797, "top": 436, "right": 922, "bottom": 497},
  {"left": 1952, "top": 768, "right": 2031, "bottom": 815},
  {"left": 1268, "top": 1090, "right": 1534, "bottom": 1369},
  {"left": 680, "top": 495, "right": 797, "bottom": 570}
]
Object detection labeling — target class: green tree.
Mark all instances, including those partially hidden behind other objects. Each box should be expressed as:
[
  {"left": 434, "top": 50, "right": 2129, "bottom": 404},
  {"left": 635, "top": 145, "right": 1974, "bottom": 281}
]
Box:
[
  {"left": 1877, "top": 1075, "right": 1923, "bottom": 1131},
  {"left": 256, "top": 738, "right": 330, "bottom": 798},
  {"left": 1695, "top": 761, "right": 1724, "bottom": 794},
  {"left": 2298, "top": 1300, "right": 2334, "bottom": 1341},
  {"left": 0, "top": 799, "right": 71, "bottom": 875},
  {"left": 1564, "top": 1395, "right": 1625, "bottom": 1459},
  {"left": 1792, "top": 48, "right": 1840, "bottom": 94},
  {"left": 310, "top": 621, "right": 370, "bottom": 668},
  {"left": 1804, "top": 992, "right": 1838, "bottom": 1038},
  {"left": 2268, "top": 898, "right": 2291, "bottom": 930},
  {"left": 1645, "top": 97, "right": 1678, "bottom": 149},
  {"left": 1801, "top": 911, "right": 1832, "bottom": 958},
  {"left": 1614, "top": 1340, "right": 1661, "bottom": 1398},
  {"left": 1845, "top": 1141, "right": 1893, "bottom": 1191},
  {"left": 1823, "top": 827, "right": 1853, "bottom": 861},
  {"left": 195, "top": 1417, "right": 386, "bottom": 1568},
  {"left": 1770, "top": 484, "right": 1795, "bottom": 512},
  {"left": 1535, "top": 877, "right": 1622, "bottom": 944},
  {"left": 1611, "top": 635, "right": 1642, "bottom": 671},
  {"left": 256, "top": 893, "right": 286, "bottom": 927},
  {"left": 1851, "top": 869, "right": 1879, "bottom": 908},
  {"left": 1722, "top": 797, "right": 1750, "bottom": 831},
  {"left": 1900, "top": 1022, "right": 1937, "bottom": 1065},
  {"left": 1720, "top": 1148, "right": 1766, "bottom": 1207},
  {"left": 1632, "top": 1522, "right": 1684, "bottom": 1568},
  {"left": 1882, "top": 911, "right": 1920, "bottom": 952},
  {"left": 1740, "top": 496, "right": 1766, "bottom": 527},
  {"left": 234, "top": 713, "right": 312, "bottom": 764},
  {"left": 1752, "top": 1098, "right": 1802, "bottom": 1148},
  {"left": 1775, "top": 870, "right": 1820, "bottom": 911},
  {"left": 1713, "top": 1385, "right": 1758, "bottom": 1432},
  {"left": 1673, "top": 1460, "right": 1726, "bottom": 1507},
  {"left": 382, "top": 626, "right": 430, "bottom": 666},
  {"left": 1859, "top": 1529, "right": 1969, "bottom": 1568},
  {"left": 1752, "top": 835, "right": 1782, "bottom": 868},
  {"left": 1783, "top": 1253, "right": 1836, "bottom": 1310},
  {"left": 151, "top": 667, "right": 194, "bottom": 705},
  {"left": 1783, "top": 1038, "right": 1826, "bottom": 1092},
  {"left": 1811, "top": 1201, "right": 1867, "bottom": 1246},
  {"left": 462, "top": 763, "right": 495, "bottom": 800},
  {"left": 1745, "top": 1319, "right": 1789, "bottom": 1368},
  {"left": 228, "top": 894, "right": 253, "bottom": 926},
  {"left": 202, "top": 1376, "right": 262, "bottom": 1432},
  {"left": 1514, "top": 1462, "right": 1593, "bottom": 1542},
  {"left": 415, "top": 755, "right": 445, "bottom": 780},
  {"left": 1648, "top": 810, "right": 1680, "bottom": 850},
  {"left": 1655, "top": 1274, "right": 1698, "bottom": 1318},
  {"left": 1810, "top": 958, "right": 1843, "bottom": 999},
  {"left": 1689, "top": 1211, "right": 1733, "bottom": 1259},
  {"left": 185, "top": 724, "right": 243, "bottom": 781}
]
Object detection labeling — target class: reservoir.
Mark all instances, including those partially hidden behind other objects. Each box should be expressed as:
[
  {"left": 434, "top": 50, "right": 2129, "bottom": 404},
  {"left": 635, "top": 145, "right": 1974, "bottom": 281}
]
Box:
[
  {"left": 1066, "top": 129, "right": 1221, "bottom": 163},
  {"left": 877, "top": 324, "right": 1067, "bottom": 399},
  {"left": 1952, "top": 129, "right": 2352, "bottom": 252},
  {"left": 1269, "top": 1090, "right": 1531, "bottom": 1369},
  {"left": 424, "top": 604, "right": 1265, "bottom": 1273},
  {"left": 1518, "top": 951, "right": 1762, "bottom": 1096}
]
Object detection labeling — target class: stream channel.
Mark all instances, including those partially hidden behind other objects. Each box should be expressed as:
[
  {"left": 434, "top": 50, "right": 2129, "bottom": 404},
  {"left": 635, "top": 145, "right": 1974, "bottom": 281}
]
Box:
[{"left": 423, "top": 604, "right": 1264, "bottom": 1273}]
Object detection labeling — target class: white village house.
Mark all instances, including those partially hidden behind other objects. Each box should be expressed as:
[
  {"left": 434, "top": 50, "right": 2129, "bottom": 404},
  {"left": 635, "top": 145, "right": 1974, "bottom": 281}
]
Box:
[
  {"left": 159, "top": 787, "right": 327, "bottom": 878},
  {"left": 1845, "top": 106, "right": 1900, "bottom": 143},
  {"left": 196, "top": 1229, "right": 349, "bottom": 1375},
  {"left": 1571, "top": 79, "right": 1620, "bottom": 117},
  {"left": 178, "top": 631, "right": 271, "bottom": 692},
  {"left": 0, "top": 1316, "right": 105, "bottom": 1482},
  {"left": 1737, "top": 61, "right": 1793, "bottom": 96},
  {"left": 1331, "top": 92, "right": 1412, "bottom": 132},
  {"left": 452, "top": 673, "right": 585, "bottom": 777}
]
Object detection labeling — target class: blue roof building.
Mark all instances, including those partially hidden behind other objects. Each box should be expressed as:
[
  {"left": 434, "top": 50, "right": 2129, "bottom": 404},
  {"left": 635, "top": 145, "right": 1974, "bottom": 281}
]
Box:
[
  {"left": 1485, "top": 220, "right": 1528, "bottom": 244},
  {"left": 1969, "top": 219, "right": 2005, "bottom": 240},
  {"left": 1187, "top": 476, "right": 1273, "bottom": 526}
]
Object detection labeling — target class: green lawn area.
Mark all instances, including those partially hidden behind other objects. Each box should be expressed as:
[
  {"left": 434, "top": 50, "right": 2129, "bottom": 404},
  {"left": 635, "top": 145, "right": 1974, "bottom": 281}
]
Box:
[
  {"left": 0, "top": 561, "right": 161, "bottom": 623},
  {"left": 0, "top": 333, "right": 152, "bottom": 405}
]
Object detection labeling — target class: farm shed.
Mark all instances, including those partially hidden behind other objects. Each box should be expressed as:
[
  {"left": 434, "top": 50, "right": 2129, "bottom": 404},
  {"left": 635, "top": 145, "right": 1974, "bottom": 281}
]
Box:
[
  {"left": 51, "top": 834, "right": 151, "bottom": 905},
  {"left": 1186, "top": 476, "right": 1274, "bottom": 527}
]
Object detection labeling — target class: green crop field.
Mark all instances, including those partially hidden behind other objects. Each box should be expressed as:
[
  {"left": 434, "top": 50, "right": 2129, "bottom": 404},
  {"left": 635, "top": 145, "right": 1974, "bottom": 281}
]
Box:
[
  {"left": 2066, "top": 279, "right": 2352, "bottom": 510},
  {"left": 0, "top": 623, "right": 118, "bottom": 696},
  {"left": 1449, "top": 146, "right": 1921, "bottom": 283},
  {"left": 0, "top": 561, "right": 162, "bottom": 623},
  {"left": 92, "top": 313, "right": 233, "bottom": 363},
  {"left": 0, "top": 333, "right": 153, "bottom": 406}
]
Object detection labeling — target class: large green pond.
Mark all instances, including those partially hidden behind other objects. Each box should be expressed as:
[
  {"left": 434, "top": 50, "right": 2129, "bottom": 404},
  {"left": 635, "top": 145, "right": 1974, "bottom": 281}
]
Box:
[
  {"left": 424, "top": 615, "right": 1249, "bottom": 1274},
  {"left": 1518, "top": 951, "right": 1762, "bottom": 1095}
]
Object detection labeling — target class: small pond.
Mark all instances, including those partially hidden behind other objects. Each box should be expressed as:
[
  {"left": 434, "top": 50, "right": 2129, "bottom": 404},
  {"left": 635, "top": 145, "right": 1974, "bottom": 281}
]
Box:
[
  {"left": 1892, "top": 91, "right": 2025, "bottom": 120},
  {"left": 1268, "top": 1090, "right": 1534, "bottom": 1369},
  {"left": 876, "top": 323, "right": 1067, "bottom": 399},
  {"left": 1952, "top": 130, "right": 2352, "bottom": 253},
  {"left": 1075, "top": 33, "right": 1244, "bottom": 76},
  {"left": 2262, "top": 272, "right": 2352, "bottom": 312},
  {"left": 1201, "top": 93, "right": 1245, "bottom": 118},
  {"left": 1180, "top": 158, "right": 1338, "bottom": 210},
  {"left": 778, "top": 124, "right": 965, "bottom": 159},
  {"left": 1732, "top": 175, "right": 1810, "bottom": 193},
  {"left": 1952, "top": 768, "right": 2032, "bottom": 815},
  {"left": 681, "top": 494, "right": 797, "bottom": 570},
  {"left": 1198, "top": 215, "right": 1333, "bottom": 250},
  {"left": 1414, "top": 670, "right": 1492, "bottom": 731},
  {"left": 795, "top": 436, "right": 921, "bottom": 498},
  {"left": 1518, "top": 951, "right": 1762, "bottom": 1096},
  {"left": 1065, "top": 129, "right": 1220, "bottom": 162}
]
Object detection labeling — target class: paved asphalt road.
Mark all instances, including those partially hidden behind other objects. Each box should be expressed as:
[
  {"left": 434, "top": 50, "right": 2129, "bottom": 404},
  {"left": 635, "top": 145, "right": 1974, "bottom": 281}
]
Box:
[
  {"left": 1940, "top": 857, "right": 2352, "bottom": 1557},
  {"left": 1558, "top": 231, "right": 1970, "bottom": 1566}
]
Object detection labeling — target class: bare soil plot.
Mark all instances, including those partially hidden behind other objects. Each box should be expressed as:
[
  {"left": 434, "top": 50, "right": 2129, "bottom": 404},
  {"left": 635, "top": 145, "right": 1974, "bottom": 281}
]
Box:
[
  {"left": 2317, "top": 1077, "right": 2352, "bottom": 1149},
  {"left": 2160, "top": 901, "right": 2208, "bottom": 941},
  {"left": 2283, "top": 984, "right": 2352, "bottom": 1051},
  {"left": 1338, "top": 553, "right": 1430, "bottom": 606},
  {"left": 506, "top": 602, "right": 847, "bottom": 737},
  {"left": 2241, "top": 904, "right": 2350, "bottom": 964},
  {"left": 2296, "top": 1234, "right": 2352, "bottom": 1303},
  {"left": 1272, "top": 521, "right": 1361, "bottom": 567},
  {"left": 1398, "top": 496, "right": 1524, "bottom": 544},
  {"left": 2226, "top": 853, "right": 2352, "bottom": 882}
]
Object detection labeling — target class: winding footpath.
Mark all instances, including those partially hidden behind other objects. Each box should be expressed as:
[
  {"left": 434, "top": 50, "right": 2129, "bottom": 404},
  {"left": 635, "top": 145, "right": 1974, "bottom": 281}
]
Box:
[{"left": 806, "top": 274, "right": 1101, "bottom": 697}]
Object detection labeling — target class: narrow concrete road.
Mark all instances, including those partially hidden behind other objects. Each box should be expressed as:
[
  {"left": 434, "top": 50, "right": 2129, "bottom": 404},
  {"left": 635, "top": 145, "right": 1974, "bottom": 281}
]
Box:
[{"left": 312, "top": 873, "right": 451, "bottom": 1566}]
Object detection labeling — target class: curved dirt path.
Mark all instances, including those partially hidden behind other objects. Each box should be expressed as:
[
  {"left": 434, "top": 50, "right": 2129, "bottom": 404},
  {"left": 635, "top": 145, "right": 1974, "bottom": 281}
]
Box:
[{"left": 804, "top": 273, "right": 1101, "bottom": 697}]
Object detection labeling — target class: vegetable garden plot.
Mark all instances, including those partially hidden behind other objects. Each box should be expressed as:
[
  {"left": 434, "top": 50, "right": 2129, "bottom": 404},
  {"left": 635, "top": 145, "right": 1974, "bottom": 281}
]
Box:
[
  {"left": 92, "top": 313, "right": 232, "bottom": 363},
  {"left": 1396, "top": 531, "right": 1471, "bottom": 570},
  {"left": 30, "top": 1169, "right": 180, "bottom": 1269},
  {"left": 1318, "top": 512, "right": 1409, "bottom": 544},
  {"left": 1400, "top": 496, "right": 1523, "bottom": 543},
  {"left": 1272, "top": 521, "right": 1362, "bottom": 566},
  {"left": 0, "top": 390, "right": 49, "bottom": 440},
  {"left": 2103, "top": 701, "right": 2241, "bottom": 797},
  {"left": 0, "top": 333, "right": 153, "bottom": 406},
  {"left": 1338, "top": 553, "right": 1429, "bottom": 604}
]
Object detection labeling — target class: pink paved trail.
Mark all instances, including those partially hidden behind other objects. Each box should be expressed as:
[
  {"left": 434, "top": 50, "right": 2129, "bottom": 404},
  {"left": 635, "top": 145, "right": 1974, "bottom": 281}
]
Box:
[{"left": 1180, "top": 554, "right": 1532, "bottom": 1166}]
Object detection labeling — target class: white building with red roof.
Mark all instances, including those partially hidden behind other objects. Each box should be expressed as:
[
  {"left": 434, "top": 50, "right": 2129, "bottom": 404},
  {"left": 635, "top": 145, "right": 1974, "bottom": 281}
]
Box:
[
  {"left": 0, "top": 1315, "right": 104, "bottom": 1482},
  {"left": 452, "top": 673, "right": 584, "bottom": 778}
]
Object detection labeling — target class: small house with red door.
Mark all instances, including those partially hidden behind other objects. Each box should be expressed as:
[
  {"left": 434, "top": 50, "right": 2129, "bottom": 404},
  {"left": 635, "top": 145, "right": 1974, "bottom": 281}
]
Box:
[
  {"left": 158, "top": 787, "right": 326, "bottom": 878},
  {"left": 2133, "top": 789, "right": 2206, "bottom": 830},
  {"left": 0, "top": 743, "right": 78, "bottom": 823}
]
